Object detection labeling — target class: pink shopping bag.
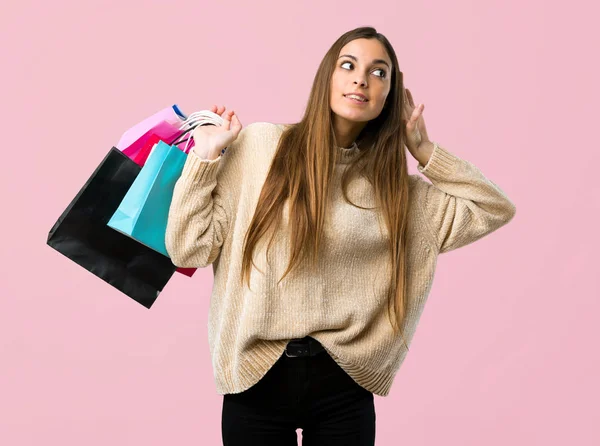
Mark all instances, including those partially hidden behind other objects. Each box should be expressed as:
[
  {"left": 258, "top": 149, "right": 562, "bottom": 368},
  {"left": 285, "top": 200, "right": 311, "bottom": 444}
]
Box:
[
  {"left": 122, "top": 121, "right": 196, "bottom": 166},
  {"left": 116, "top": 105, "right": 186, "bottom": 151}
]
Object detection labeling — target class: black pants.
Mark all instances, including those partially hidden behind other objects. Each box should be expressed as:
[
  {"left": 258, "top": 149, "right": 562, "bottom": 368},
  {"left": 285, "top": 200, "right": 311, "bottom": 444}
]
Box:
[{"left": 221, "top": 340, "right": 376, "bottom": 445}]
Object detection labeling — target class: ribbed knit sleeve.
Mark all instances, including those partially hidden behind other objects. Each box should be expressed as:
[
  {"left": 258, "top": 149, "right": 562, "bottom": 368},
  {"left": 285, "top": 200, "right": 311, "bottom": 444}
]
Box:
[
  {"left": 414, "top": 142, "right": 517, "bottom": 254},
  {"left": 165, "top": 150, "right": 231, "bottom": 268}
]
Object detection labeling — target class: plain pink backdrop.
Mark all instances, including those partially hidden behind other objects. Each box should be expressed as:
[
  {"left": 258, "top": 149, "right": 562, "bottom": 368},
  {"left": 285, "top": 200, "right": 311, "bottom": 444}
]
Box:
[{"left": 1, "top": 0, "right": 598, "bottom": 444}]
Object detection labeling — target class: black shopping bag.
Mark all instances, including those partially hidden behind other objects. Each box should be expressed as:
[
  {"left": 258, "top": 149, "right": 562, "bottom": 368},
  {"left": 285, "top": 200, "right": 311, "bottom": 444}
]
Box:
[{"left": 47, "top": 147, "right": 177, "bottom": 308}]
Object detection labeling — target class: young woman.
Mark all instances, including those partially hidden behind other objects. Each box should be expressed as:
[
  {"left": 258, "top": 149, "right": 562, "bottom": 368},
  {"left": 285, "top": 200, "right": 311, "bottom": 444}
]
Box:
[{"left": 166, "top": 26, "right": 516, "bottom": 446}]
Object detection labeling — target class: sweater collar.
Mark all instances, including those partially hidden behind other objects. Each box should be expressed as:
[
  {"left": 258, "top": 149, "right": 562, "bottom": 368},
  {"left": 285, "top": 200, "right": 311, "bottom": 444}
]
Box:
[{"left": 335, "top": 141, "right": 360, "bottom": 164}]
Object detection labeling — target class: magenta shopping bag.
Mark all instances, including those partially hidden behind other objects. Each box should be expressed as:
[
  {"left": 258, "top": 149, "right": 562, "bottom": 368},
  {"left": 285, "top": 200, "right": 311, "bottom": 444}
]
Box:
[{"left": 122, "top": 121, "right": 182, "bottom": 165}]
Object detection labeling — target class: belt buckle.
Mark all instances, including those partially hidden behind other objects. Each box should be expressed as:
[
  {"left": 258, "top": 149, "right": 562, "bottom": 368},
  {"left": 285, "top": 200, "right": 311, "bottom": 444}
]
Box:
[
  {"left": 285, "top": 348, "right": 300, "bottom": 358},
  {"left": 285, "top": 340, "right": 309, "bottom": 358}
]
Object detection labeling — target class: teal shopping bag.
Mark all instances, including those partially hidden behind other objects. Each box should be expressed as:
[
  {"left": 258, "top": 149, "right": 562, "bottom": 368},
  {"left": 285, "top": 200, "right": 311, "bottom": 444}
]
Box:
[{"left": 107, "top": 140, "right": 188, "bottom": 257}]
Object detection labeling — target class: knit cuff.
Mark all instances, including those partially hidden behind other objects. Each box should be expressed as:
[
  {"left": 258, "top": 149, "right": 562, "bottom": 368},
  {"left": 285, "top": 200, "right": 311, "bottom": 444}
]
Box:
[
  {"left": 180, "top": 149, "right": 222, "bottom": 183},
  {"left": 417, "top": 142, "right": 459, "bottom": 179}
]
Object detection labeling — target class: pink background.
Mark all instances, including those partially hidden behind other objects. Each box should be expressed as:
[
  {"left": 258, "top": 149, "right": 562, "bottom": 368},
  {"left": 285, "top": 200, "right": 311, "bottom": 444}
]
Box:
[{"left": 1, "top": 0, "right": 598, "bottom": 444}]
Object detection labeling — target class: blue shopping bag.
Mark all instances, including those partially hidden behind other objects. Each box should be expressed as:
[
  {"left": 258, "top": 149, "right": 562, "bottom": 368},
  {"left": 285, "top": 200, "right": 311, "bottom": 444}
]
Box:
[{"left": 107, "top": 140, "right": 188, "bottom": 257}]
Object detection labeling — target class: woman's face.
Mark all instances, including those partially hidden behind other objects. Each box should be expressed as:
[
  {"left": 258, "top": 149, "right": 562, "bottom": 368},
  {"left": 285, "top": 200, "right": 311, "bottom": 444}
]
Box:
[{"left": 330, "top": 38, "right": 392, "bottom": 126}]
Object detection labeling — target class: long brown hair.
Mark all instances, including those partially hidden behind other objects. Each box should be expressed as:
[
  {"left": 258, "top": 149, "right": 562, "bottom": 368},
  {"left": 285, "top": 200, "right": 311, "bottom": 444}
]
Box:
[{"left": 241, "top": 26, "right": 412, "bottom": 348}]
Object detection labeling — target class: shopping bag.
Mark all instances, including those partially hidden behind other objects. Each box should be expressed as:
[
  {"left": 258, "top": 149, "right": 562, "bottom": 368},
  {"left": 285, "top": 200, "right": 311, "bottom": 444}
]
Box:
[
  {"left": 132, "top": 133, "right": 162, "bottom": 166},
  {"left": 176, "top": 267, "right": 196, "bottom": 277},
  {"left": 116, "top": 104, "right": 186, "bottom": 150},
  {"left": 122, "top": 120, "right": 192, "bottom": 165},
  {"left": 107, "top": 140, "right": 189, "bottom": 257},
  {"left": 47, "top": 147, "right": 177, "bottom": 308}
]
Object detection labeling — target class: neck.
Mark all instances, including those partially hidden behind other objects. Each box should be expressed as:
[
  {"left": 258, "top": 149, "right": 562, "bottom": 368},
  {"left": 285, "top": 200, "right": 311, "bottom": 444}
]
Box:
[{"left": 332, "top": 114, "right": 367, "bottom": 148}]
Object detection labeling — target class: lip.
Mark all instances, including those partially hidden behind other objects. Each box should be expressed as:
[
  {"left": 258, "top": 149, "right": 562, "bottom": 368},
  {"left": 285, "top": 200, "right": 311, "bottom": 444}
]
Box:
[{"left": 344, "top": 92, "right": 368, "bottom": 102}]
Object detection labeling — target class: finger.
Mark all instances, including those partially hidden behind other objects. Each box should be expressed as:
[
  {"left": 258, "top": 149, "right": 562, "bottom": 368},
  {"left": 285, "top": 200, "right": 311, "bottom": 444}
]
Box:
[
  {"left": 403, "top": 89, "right": 413, "bottom": 110},
  {"left": 402, "top": 98, "right": 412, "bottom": 123},
  {"left": 416, "top": 104, "right": 428, "bottom": 137},
  {"left": 217, "top": 105, "right": 226, "bottom": 116},
  {"left": 232, "top": 112, "right": 242, "bottom": 132},
  {"left": 410, "top": 104, "right": 421, "bottom": 123},
  {"left": 403, "top": 102, "right": 413, "bottom": 124},
  {"left": 223, "top": 110, "right": 234, "bottom": 130},
  {"left": 406, "top": 89, "right": 414, "bottom": 107},
  {"left": 409, "top": 104, "right": 422, "bottom": 126},
  {"left": 210, "top": 104, "right": 217, "bottom": 113}
]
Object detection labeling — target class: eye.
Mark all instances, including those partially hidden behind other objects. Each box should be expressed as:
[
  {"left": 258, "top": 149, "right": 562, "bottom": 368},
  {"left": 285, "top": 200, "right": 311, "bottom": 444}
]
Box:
[
  {"left": 373, "top": 68, "right": 387, "bottom": 79},
  {"left": 340, "top": 61, "right": 387, "bottom": 79}
]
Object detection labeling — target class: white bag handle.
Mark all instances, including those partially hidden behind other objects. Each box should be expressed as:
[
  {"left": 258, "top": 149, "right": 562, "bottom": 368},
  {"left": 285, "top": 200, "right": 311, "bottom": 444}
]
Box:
[
  {"left": 146, "top": 110, "right": 226, "bottom": 159},
  {"left": 176, "top": 110, "right": 225, "bottom": 154}
]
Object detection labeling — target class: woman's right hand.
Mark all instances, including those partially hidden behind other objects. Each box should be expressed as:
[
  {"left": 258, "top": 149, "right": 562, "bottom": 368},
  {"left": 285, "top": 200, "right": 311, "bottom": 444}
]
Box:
[{"left": 192, "top": 105, "right": 243, "bottom": 160}]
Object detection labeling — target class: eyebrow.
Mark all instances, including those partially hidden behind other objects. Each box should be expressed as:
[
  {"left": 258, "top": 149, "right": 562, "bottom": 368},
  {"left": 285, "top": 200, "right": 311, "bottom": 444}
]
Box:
[{"left": 338, "top": 54, "right": 391, "bottom": 69}]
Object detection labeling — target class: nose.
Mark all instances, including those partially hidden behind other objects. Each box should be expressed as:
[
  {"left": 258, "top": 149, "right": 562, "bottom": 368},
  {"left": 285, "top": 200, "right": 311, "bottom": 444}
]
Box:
[{"left": 354, "top": 76, "right": 367, "bottom": 87}]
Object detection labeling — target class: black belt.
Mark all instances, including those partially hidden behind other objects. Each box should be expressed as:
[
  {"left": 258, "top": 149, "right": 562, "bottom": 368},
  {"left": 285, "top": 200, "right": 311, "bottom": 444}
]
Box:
[{"left": 285, "top": 336, "right": 325, "bottom": 358}]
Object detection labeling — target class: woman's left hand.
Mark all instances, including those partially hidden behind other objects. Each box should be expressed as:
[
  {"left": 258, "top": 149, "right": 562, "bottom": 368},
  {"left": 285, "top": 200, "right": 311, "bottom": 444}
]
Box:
[{"left": 402, "top": 88, "right": 435, "bottom": 166}]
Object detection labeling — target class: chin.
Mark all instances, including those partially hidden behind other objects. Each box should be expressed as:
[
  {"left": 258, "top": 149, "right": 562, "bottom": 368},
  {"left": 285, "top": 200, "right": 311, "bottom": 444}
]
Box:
[{"left": 332, "top": 109, "right": 373, "bottom": 123}]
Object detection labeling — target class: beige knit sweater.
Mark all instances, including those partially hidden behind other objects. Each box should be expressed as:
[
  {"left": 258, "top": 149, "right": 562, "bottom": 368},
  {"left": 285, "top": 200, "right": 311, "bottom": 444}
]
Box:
[{"left": 165, "top": 122, "right": 516, "bottom": 397}]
